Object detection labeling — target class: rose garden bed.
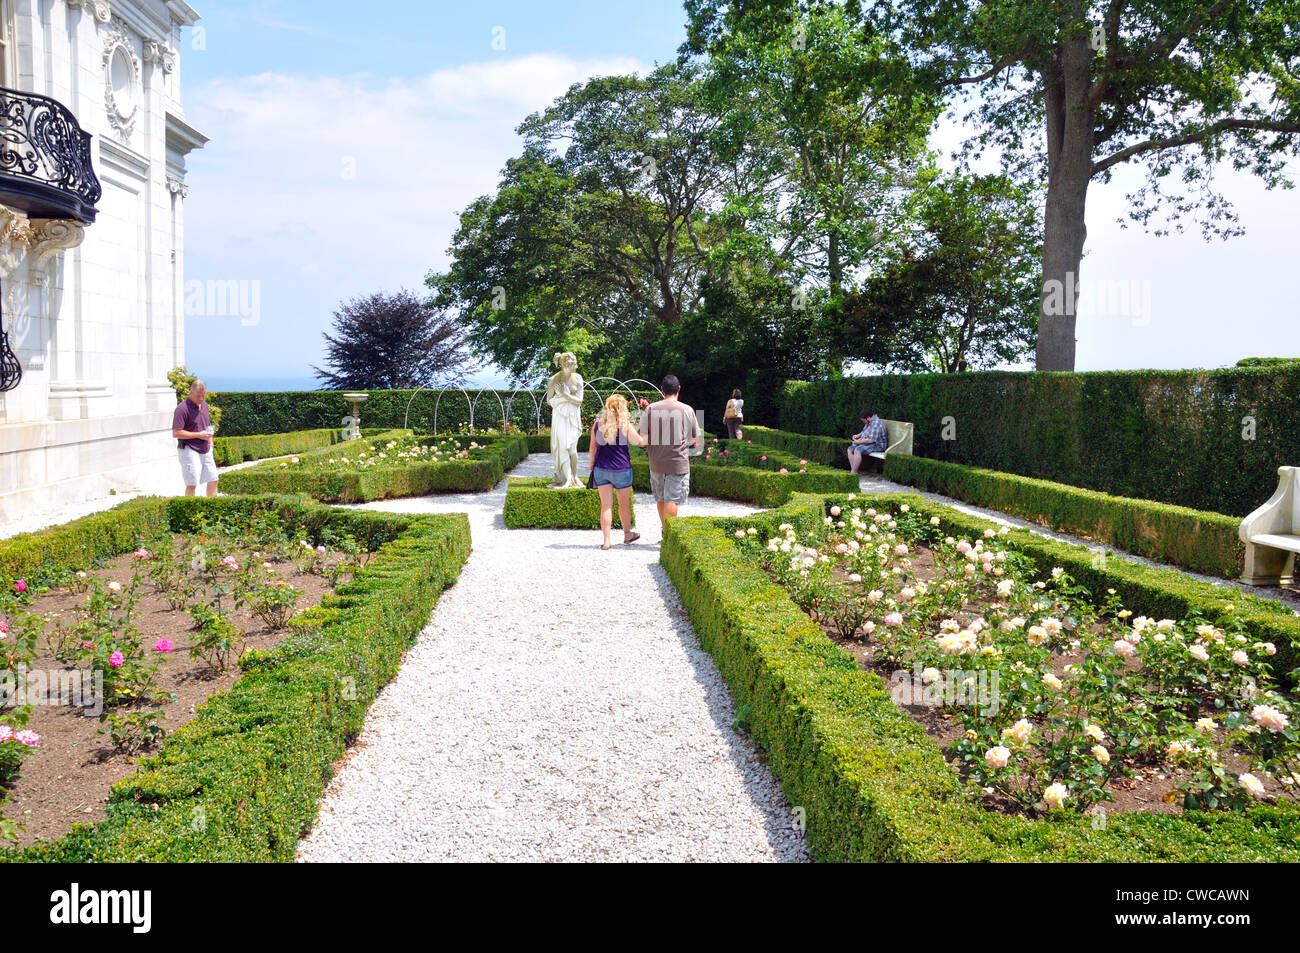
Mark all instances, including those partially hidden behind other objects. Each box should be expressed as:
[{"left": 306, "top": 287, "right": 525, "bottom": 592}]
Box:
[
  {"left": 662, "top": 491, "right": 1300, "bottom": 861},
  {"left": 0, "top": 494, "right": 470, "bottom": 862}
]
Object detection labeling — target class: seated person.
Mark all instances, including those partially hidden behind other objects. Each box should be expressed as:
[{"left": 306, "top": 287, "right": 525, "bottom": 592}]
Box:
[{"left": 847, "top": 409, "right": 888, "bottom": 474}]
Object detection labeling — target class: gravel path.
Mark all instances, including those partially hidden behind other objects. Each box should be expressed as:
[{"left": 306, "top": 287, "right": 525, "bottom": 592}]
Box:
[{"left": 297, "top": 454, "right": 811, "bottom": 862}]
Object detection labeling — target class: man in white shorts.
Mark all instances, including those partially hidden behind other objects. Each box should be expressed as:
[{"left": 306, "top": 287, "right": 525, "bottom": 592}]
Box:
[
  {"left": 172, "top": 379, "right": 219, "bottom": 497},
  {"left": 639, "top": 374, "right": 698, "bottom": 532}
]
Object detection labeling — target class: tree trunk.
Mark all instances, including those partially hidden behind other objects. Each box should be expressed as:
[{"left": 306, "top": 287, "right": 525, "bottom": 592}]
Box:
[{"left": 1036, "top": 36, "right": 1096, "bottom": 372}]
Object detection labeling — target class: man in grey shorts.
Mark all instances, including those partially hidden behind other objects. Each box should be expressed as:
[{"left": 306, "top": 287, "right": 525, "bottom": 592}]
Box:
[
  {"left": 172, "top": 379, "right": 219, "bottom": 497},
  {"left": 638, "top": 374, "right": 698, "bottom": 532}
]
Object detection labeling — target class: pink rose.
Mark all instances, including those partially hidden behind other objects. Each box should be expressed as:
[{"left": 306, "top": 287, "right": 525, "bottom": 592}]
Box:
[
  {"left": 884, "top": 612, "right": 904, "bottom": 628},
  {"left": 1113, "top": 639, "right": 1136, "bottom": 657},
  {"left": 133, "top": 549, "right": 150, "bottom": 559},
  {"left": 0, "top": 725, "right": 12, "bottom": 743},
  {"left": 14, "top": 729, "right": 38, "bottom": 747},
  {"left": 108, "top": 651, "right": 125, "bottom": 668},
  {"left": 13, "top": 580, "right": 26, "bottom": 594},
  {"left": 779, "top": 468, "right": 789, "bottom": 474},
  {"left": 154, "top": 638, "right": 173, "bottom": 654},
  {"left": 0, "top": 621, "right": 7, "bottom": 635}
]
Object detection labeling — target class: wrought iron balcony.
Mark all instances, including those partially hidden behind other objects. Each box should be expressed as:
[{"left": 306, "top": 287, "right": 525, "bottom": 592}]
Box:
[{"left": 0, "top": 85, "right": 101, "bottom": 225}]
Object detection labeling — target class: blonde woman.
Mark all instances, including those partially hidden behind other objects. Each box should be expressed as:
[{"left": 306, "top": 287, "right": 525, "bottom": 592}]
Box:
[{"left": 589, "top": 394, "right": 648, "bottom": 549}]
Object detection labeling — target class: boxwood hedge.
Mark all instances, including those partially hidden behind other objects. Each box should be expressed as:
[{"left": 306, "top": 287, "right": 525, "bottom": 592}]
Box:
[
  {"left": 770, "top": 365, "right": 1300, "bottom": 517},
  {"left": 503, "top": 477, "right": 637, "bottom": 529},
  {"left": 212, "top": 428, "right": 386, "bottom": 467},
  {"left": 220, "top": 433, "right": 529, "bottom": 503},
  {"left": 1, "top": 495, "right": 471, "bottom": 862},
  {"left": 662, "top": 492, "right": 1300, "bottom": 861},
  {"left": 884, "top": 454, "right": 1245, "bottom": 579}
]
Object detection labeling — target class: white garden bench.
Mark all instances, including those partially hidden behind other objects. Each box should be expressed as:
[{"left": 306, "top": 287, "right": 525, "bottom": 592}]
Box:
[
  {"left": 868, "top": 419, "right": 914, "bottom": 463},
  {"left": 1239, "top": 466, "right": 1300, "bottom": 586}
]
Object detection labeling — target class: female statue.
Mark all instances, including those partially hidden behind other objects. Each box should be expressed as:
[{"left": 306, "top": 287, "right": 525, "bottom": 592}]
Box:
[{"left": 546, "top": 351, "right": 585, "bottom": 488}]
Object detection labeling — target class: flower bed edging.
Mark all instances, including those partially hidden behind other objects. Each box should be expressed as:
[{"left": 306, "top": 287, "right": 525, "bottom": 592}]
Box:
[
  {"left": 661, "top": 493, "right": 1300, "bottom": 861},
  {"left": 213, "top": 428, "right": 389, "bottom": 467},
  {"left": 884, "top": 453, "right": 1244, "bottom": 579},
  {"left": 503, "top": 477, "right": 636, "bottom": 529},
  {"left": 220, "top": 433, "right": 529, "bottom": 502},
  {"left": 2, "top": 495, "right": 471, "bottom": 862}
]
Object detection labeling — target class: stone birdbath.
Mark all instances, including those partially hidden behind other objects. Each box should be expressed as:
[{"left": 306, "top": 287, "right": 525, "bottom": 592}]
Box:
[{"left": 342, "top": 392, "right": 368, "bottom": 441}]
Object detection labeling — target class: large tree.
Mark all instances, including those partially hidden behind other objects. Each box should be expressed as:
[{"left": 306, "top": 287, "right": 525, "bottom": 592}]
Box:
[
  {"left": 430, "top": 63, "right": 732, "bottom": 382},
  {"left": 686, "top": 0, "right": 1300, "bottom": 371},
  {"left": 838, "top": 173, "right": 1043, "bottom": 372},
  {"left": 699, "top": 6, "right": 938, "bottom": 300},
  {"left": 312, "top": 290, "right": 472, "bottom": 390}
]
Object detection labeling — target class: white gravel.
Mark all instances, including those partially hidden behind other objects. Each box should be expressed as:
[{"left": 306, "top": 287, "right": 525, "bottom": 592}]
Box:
[{"left": 297, "top": 454, "right": 811, "bottom": 862}]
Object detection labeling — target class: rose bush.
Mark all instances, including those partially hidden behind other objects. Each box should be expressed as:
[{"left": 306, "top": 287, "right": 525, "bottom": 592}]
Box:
[{"left": 735, "top": 500, "right": 1300, "bottom": 816}]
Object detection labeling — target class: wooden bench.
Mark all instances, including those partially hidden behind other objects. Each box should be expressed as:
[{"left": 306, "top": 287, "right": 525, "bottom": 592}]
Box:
[{"left": 1239, "top": 466, "right": 1300, "bottom": 586}]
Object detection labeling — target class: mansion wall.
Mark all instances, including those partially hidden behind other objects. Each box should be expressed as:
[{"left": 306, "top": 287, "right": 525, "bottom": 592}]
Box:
[{"left": 0, "top": 0, "right": 205, "bottom": 522}]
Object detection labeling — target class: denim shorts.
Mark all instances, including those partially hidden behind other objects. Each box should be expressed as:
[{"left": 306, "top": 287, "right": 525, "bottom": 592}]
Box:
[{"left": 591, "top": 466, "right": 633, "bottom": 490}]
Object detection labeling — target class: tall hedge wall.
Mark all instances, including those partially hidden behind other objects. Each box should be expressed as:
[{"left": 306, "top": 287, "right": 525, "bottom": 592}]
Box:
[
  {"left": 216, "top": 388, "right": 660, "bottom": 438},
  {"left": 773, "top": 365, "right": 1300, "bottom": 516}
]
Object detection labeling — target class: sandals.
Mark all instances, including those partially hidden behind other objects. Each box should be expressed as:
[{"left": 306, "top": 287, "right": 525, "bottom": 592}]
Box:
[
  {"left": 601, "top": 543, "right": 612, "bottom": 550},
  {"left": 624, "top": 532, "right": 641, "bottom": 545}
]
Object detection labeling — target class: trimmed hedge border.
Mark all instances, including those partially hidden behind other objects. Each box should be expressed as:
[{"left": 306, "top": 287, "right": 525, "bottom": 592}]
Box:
[
  {"left": 503, "top": 477, "right": 637, "bottom": 529},
  {"left": 2, "top": 494, "right": 471, "bottom": 862},
  {"left": 630, "top": 456, "right": 858, "bottom": 508},
  {"left": 740, "top": 425, "right": 850, "bottom": 469},
  {"left": 770, "top": 366, "right": 1300, "bottom": 517},
  {"left": 214, "top": 428, "right": 350, "bottom": 467},
  {"left": 662, "top": 492, "right": 1300, "bottom": 861},
  {"left": 884, "top": 454, "right": 1245, "bottom": 579},
  {"left": 220, "top": 433, "right": 529, "bottom": 503},
  {"left": 216, "top": 388, "right": 659, "bottom": 437}
]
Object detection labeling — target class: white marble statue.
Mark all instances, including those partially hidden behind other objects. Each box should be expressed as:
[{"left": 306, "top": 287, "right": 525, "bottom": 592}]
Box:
[{"left": 546, "top": 351, "right": 585, "bottom": 488}]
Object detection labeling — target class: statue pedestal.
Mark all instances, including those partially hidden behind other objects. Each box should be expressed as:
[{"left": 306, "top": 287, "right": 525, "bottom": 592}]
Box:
[{"left": 342, "top": 392, "right": 368, "bottom": 440}]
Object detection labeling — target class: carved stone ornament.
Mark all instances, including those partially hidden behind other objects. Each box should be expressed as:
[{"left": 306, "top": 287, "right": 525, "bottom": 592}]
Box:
[
  {"left": 69, "top": 0, "right": 112, "bottom": 24},
  {"left": 103, "top": 22, "right": 141, "bottom": 140},
  {"left": 143, "top": 37, "right": 177, "bottom": 74},
  {"left": 166, "top": 175, "right": 189, "bottom": 199}
]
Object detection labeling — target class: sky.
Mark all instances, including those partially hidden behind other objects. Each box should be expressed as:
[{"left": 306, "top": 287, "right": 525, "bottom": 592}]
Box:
[{"left": 180, "top": 0, "right": 1300, "bottom": 392}]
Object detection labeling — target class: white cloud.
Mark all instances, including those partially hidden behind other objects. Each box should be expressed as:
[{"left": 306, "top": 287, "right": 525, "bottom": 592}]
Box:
[{"left": 183, "top": 53, "right": 647, "bottom": 383}]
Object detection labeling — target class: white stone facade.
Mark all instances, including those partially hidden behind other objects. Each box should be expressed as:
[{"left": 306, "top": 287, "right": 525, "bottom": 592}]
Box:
[{"left": 0, "top": 0, "right": 204, "bottom": 523}]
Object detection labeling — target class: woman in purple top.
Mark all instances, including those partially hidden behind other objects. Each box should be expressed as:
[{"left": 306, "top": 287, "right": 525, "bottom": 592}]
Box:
[{"left": 588, "top": 394, "right": 648, "bottom": 549}]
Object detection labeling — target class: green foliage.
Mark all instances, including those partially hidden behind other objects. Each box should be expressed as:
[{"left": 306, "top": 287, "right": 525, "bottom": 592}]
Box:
[
  {"left": 213, "top": 388, "right": 656, "bottom": 437},
  {"left": 213, "top": 429, "right": 352, "bottom": 467},
  {"left": 885, "top": 454, "right": 1244, "bottom": 578},
  {"left": 771, "top": 364, "right": 1300, "bottom": 516},
  {"left": 503, "top": 477, "right": 637, "bottom": 529},
  {"left": 841, "top": 173, "right": 1042, "bottom": 372},
  {"left": 661, "top": 491, "right": 1300, "bottom": 860},
  {"left": 0, "top": 499, "right": 169, "bottom": 591},
  {"left": 0, "top": 496, "right": 472, "bottom": 862},
  {"left": 220, "top": 432, "right": 529, "bottom": 503}
]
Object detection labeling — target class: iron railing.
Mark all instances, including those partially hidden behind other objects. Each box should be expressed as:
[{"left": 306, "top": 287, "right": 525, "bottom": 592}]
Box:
[
  {"left": 0, "top": 86, "right": 101, "bottom": 391},
  {"left": 0, "top": 84, "right": 101, "bottom": 225}
]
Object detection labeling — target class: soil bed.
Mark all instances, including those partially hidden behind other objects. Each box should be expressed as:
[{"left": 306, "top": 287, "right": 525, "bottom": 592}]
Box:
[{"left": 2, "top": 541, "right": 337, "bottom": 847}]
